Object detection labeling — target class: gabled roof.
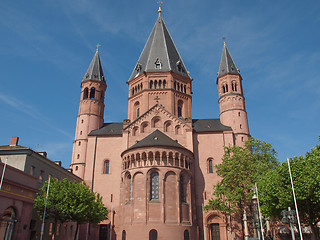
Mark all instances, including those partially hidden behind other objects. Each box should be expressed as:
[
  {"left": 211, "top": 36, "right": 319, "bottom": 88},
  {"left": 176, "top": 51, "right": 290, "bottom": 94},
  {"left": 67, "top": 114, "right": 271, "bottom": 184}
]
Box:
[
  {"left": 82, "top": 49, "right": 106, "bottom": 83},
  {"left": 129, "top": 13, "right": 190, "bottom": 81},
  {"left": 89, "top": 123, "right": 123, "bottom": 136},
  {"left": 127, "top": 129, "right": 186, "bottom": 151},
  {"left": 192, "top": 119, "right": 232, "bottom": 132},
  {"left": 217, "top": 42, "right": 240, "bottom": 78}
]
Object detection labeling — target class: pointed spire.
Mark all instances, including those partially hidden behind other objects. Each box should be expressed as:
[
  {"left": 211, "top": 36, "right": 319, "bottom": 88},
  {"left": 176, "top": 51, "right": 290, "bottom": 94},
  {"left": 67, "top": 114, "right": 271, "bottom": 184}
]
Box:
[
  {"left": 129, "top": 11, "right": 190, "bottom": 81},
  {"left": 82, "top": 48, "right": 106, "bottom": 83},
  {"left": 217, "top": 42, "right": 240, "bottom": 78}
]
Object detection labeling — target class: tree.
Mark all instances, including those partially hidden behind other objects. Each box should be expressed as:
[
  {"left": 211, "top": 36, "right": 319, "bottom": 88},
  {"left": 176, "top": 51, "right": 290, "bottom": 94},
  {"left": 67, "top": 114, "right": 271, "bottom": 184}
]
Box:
[
  {"left": 34, "top": 178, "right": 108, "bottom": 240},
  {"left": 258, "top": 139, "right": 320, "bottom": 239},
  {"left": 205, "top": 138, "right": 279, "bottom": 237}
]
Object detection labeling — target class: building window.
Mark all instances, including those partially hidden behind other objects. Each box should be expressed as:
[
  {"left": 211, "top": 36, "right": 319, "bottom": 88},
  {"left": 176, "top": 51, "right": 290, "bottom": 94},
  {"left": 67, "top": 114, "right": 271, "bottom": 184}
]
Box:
[
  {"left": 90, "top": 87, "right": 95, "bottom": 99},
  {"left": 122, "top": 230, "right": 126, "bottom": 240},
  {"left": 137, "top": 108, "right": 140, "bottom": 118},
  {"left": 210, "top": 223, "right": 220, "bottom": 240},
  {"left": 149, "top": 229, "right": 158, "bottom": 240},
  {"left": 78, "top": 141, "right": 81, "bottom": 146},
  {"left": 104, "top": 160, "right": 110, "bottom": 174},
  {"left": 150, "top": 80, "right": 153, "bottom": 89},
  {"left": 184, "top": 230, "right": 190, "bottom": 240},
  {"left": 39, "top": 170, "right": 44, "bottom": 182},
  {"left": 163, "top": 80, "right": 166, "bottom": 88},
  {"left": 180, "top": 175, "right": 186, "bottom": 203},
  {"left": 150, "top": 172, "right": 159, "bottom": 200},
  {"left": 83, "top": 88, "right": 89, "bottom": 99},
  {"left": 75, "top": 166, "right": 78, "bottom": 171},
  {"left": 30, "top": 166, "right": 35, "bottom": 176},
  {"left": 208, "top": 159, "right": 213, "bottom": 173}
]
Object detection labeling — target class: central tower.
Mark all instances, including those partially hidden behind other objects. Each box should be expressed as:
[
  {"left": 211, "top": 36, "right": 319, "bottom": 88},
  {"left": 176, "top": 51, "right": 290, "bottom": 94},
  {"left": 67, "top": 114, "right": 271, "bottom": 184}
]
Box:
[{"left": 127, "top": 7, "right": 193, "bottom": 122}]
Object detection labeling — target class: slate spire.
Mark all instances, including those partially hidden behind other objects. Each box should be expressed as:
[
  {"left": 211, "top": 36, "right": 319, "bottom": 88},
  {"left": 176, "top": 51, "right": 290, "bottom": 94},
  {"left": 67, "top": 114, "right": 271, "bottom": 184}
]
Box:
[
  {"left": 82, "top": 49, "right": 106, "bottom": 83},
  {"left": 129, "top": 10, "right": 190, "bottom": 81},
  {"left": 218, "top": 42, "right": 240, "bottom": 78}
]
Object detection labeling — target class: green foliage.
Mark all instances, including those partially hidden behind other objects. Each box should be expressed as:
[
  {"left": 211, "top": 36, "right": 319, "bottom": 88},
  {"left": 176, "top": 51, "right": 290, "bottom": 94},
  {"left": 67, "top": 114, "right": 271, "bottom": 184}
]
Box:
[
  {"left": 205, "top": 137, "right": 279, "bottom": 216},
  {"left": 34, "top": 178, "right": 108, "bottom": 224},
  {"left": 258, "top": 139, "right": 320, "bottom": 238}
]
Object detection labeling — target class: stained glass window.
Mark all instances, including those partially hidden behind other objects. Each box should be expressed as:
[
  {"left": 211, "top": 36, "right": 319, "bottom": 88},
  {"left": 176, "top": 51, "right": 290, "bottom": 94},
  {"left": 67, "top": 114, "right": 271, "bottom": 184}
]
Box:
[{"left": 150, "top": 172, "right": 159, "bottom": 200}]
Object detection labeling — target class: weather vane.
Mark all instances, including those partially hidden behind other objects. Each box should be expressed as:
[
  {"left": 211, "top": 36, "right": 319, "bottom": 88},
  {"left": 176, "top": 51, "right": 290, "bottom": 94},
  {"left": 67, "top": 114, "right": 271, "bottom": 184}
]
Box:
[{"left": 157, "top": 1, "right": 163, "bottom": 14}]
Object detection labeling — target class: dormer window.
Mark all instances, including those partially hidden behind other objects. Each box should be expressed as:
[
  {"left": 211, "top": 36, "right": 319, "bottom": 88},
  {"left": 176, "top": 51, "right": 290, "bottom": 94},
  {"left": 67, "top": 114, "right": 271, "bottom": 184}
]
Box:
[
  {"left": 176, "top": 60, "right": 183, "bottom": 72},
  {"left": 155, "top": 58, "right": 162, "bottom": 69},
  {"left": 135, "top": 63, "right": 142, "bottom": 72}
]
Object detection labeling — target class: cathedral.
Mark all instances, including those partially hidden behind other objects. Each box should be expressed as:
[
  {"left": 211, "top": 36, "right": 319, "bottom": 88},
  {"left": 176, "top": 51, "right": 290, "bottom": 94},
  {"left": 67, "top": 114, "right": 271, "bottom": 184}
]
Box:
[{"left": 70, "top": 6, "right": 250, "bottom": 240}]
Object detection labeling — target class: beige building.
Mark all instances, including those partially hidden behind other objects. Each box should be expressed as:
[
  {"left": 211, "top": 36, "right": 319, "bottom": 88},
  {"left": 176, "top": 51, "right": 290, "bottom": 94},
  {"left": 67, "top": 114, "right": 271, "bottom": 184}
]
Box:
[{"left": 0, "top": 137, "right": 82, "bottom": 240}]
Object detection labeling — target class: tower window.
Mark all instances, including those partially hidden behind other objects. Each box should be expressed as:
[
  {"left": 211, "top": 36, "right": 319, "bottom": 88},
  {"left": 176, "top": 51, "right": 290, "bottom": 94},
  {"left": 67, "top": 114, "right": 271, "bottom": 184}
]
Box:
[
  {"left": 150, "top": 80, "right": 153, "bottom": 89},
  {"left": 163, "top": 80, "right": 166, "bottom": 88},
  {"left": 83, "top": 88, "right": 89, "bottom": 99},
  {"left": 184, "top": 85, "right": 187, "bottom": 93},
  {"left": 225, "top": 84, "right": 229, "bottom": 92},
  {"left": 104, "top": 160, "right": 110, "bottom": 174},
  {"left": 150, "top": 172, "right": 159, "bottom": 200},
  {"left": 122, "top": 230, "right": 126, "bottom": 240},
  {"left": 208, "top": 159, "right": 213, "bottom": 173},
  {"left": 174, "top": 82, "right": 177, "bottom": 90},
  {"left": 137, "top": 108, "right": 140, "bottom": 118},
  {"left": 178, "top": 100, "right": 183, "bottom": 118},
  {"left": 159, "top": 80, "right": 162, "bottom": 88},
  {"left": 222, "top": 85, "right": 226, "bottom": 93},
  {"left": 90, "top": 87, "right": 95, "bottom": 99},
  {"left": 78, "top": 141, "right": 81, "bottom": 146},
  {"left": 154, "top": 80, "right": 158, "bottom": 89}
]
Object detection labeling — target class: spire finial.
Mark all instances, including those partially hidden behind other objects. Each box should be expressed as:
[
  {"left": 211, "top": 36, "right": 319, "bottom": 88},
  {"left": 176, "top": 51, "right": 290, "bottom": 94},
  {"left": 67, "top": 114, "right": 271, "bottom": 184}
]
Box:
[
  {"left": 96, "top": 43, "right": 101, "bottom": 52},
  {"left": 222, "top": 36, "right": 226, "bottom": 45},
  {"left": 157, "top": 1, "right": 163, "bottom": 15}
]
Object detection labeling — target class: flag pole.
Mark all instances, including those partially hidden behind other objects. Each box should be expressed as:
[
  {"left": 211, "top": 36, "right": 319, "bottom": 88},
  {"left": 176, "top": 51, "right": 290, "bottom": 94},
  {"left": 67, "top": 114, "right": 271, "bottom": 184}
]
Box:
[
  {"left": 0, "top": 158, "right": 8, "bottom": 191},
  {"left": 287, "top": 158, "right": 303, "bottom": 240},
  {"left": 40, "top": 177, "right": 51, "bottom": 240}
]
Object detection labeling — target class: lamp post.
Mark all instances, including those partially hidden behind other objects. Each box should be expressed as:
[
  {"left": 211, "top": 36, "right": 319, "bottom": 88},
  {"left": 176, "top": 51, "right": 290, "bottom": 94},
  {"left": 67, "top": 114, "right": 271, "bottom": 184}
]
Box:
[
  {"left": 281, "top": 207, "right": 297, "bottom": 240},
  {"left": 252, "top": 194, "right": 261, "bottom": 240}
]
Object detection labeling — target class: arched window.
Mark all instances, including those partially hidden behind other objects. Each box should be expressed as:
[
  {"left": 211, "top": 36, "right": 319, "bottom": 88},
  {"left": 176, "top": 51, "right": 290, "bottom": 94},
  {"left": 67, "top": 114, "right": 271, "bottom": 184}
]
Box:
[
  {"left": 232, "top": 82, "right": 235, "bottom": 91},
  {"left": 132, "top": 88, "right": 134, "bottom": 96},
  {"left": 154, "top": 80, "right": 158, "bottom": 89},
  {"left": 174, "top": 82, "right": 177, "bottom": 90},
  {"left": 1, "top": 207, "right": 16, "bottom": 240},
  {"left": 122, "top": 230, "right": 126, "bottom": 240},
  {"left": 210, "top": 224, "right": 220, "bottom": 240},
  {"left": 83, "top": 88, "right": 89, "bottom": 99},
  {"left": 90, "top": 87, "right": 95, "bottom": 99},
  {"left": 150, "top": 172, "right": 159, "bottom": 200},
  {"left": 134, "top": 101, "right": 140, "bottom": 119},
  {"left": 104, "top": 160, "right": 110, "bottom": 174},
  {"left": 235, "top": 83, "right": 238, "bottom": 91},
  {"left": 225, "top": 84, "right": 229, "bottom": 92},
  {"left": 184, "top": 85, "right": 187, "bottom": 93},
  {"left": 208, "top": 159, "right": 213, "bottom": 173},
  {"left": 163, "top": 80, "right": 166, "bottom": 88},
  {"left": 149, "top": 229, "right": 158, "bottom": 240},
  {"left": 177, "top": 83, "right": 180, "bottom": 92},
  {"left": 159, "top": 80, "right": 162, "bottom": 88},
  {"left": 150, "top": 80, "right": 153, "bottom": 89},
  {"left": 180, "top": 175, "right": 186, "bottom": 203},
  {"left": 184, "top": 230, "right": 190, "bottom": 240},
  {"left": 140, "top": 83, "right": 143, "bottom": 90},
  {"left": 222, "top": 85, "right": 226, "bottom": 93}
]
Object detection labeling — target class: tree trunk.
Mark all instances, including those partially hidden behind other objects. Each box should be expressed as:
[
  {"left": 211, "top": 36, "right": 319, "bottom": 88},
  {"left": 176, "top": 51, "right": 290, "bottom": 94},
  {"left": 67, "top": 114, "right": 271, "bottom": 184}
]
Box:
[{"left": 311, "top": 223, "right": 319, "bottom": 240}]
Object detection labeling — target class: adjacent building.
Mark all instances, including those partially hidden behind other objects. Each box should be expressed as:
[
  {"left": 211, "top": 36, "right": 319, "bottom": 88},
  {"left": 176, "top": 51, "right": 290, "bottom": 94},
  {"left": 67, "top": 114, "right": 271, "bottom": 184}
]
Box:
[{"left": 0, "top": 137, "right": 82, "bottom": 240}]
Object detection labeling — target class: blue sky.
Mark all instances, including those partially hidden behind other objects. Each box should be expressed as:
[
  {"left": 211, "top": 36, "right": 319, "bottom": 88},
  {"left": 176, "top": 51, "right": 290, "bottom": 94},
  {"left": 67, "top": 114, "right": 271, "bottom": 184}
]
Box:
[{"left": 0, "top": 0, "right": 319, "bottom": 168}]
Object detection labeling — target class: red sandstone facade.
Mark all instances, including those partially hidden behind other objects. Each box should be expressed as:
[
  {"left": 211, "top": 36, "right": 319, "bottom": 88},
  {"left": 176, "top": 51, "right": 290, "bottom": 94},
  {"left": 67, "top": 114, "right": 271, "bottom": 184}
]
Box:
[{"left": 71, "top": 9, "right": 250, "bottom": 240}]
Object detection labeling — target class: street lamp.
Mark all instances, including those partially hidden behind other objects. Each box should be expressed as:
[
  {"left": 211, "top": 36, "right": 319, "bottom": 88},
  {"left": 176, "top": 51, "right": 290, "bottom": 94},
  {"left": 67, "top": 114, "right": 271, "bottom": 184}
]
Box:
[
  {"left": 252, "top": 194, "right": 261, "bottom": 239},
  {"left": 281, "top": 207, "right": 297, "bottom": 240}
]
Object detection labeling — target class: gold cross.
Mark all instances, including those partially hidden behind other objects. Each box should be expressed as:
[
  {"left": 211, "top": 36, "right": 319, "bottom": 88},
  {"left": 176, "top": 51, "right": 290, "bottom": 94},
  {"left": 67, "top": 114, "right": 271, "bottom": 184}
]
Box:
[{"left": 154, "top": 96, "right": 160, "bottom": 103}]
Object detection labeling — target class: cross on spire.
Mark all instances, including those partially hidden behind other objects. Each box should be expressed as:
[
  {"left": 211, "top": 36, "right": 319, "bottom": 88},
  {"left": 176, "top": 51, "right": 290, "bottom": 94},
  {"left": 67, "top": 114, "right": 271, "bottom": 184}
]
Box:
[
  {"left": 96, "top": 43, "right": 101, "bottom": 51},
  {"left": 222, "top": 36, "right": 227, "bottom": 45}
]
